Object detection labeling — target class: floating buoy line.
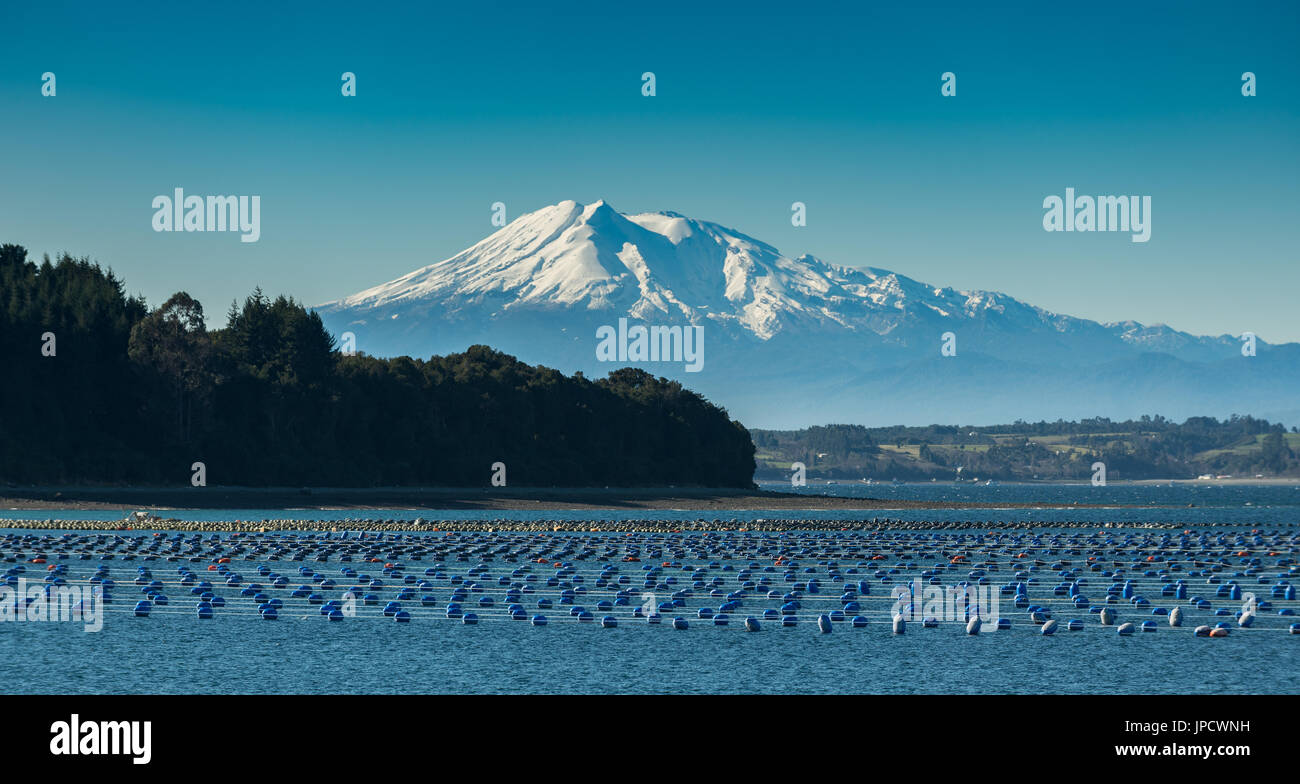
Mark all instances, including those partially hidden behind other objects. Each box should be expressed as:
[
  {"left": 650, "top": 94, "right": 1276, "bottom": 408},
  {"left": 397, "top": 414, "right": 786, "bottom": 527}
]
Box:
[
  {"left": 3, "top": 516, "right": 1204, "bottom": 533},
  {"left": 1, "top": 527, "right": 1295, "bottom": 636}
]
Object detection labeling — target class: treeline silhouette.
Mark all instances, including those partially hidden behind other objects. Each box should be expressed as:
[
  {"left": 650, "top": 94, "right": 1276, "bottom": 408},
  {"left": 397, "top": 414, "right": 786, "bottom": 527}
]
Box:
[
  {"left": 0, "top": 245, "right": 756, "bottom": 487},
  {"left": 754, "top": 416, "right": 1299, "bottom": 480}
]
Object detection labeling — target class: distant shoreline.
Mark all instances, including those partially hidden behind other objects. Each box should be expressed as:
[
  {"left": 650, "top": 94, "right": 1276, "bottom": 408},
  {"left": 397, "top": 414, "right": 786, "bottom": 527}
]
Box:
[
  {"left": 758, "top": 478, "right": 1300, "bottom": 487},
  {"left": 0, "top": 485, "right": 1178, "bottom": 512}
]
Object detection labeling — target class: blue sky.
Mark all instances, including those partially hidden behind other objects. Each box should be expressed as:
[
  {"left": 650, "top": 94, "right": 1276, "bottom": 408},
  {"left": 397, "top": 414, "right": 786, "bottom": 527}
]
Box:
[{"left": 2, "top": 1, "right": 1297, "bottom": 341}]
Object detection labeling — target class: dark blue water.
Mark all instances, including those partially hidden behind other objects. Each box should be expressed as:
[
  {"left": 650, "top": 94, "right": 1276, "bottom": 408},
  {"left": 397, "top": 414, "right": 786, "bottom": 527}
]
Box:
[{"left": 1, "top": 483, "right": 1296, "bottom": 694}]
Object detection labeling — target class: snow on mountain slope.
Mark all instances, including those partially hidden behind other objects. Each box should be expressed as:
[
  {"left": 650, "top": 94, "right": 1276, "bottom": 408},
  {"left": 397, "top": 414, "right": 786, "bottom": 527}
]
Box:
[
  {"left": 316, "top": 200, "right": 1295, "bottom": 427},
  {"left": 317, "top": 198, "right": 1287, "bottom": 373},
  {"left": 322, "top": 198, "right": 1221, "bottom": 350}
]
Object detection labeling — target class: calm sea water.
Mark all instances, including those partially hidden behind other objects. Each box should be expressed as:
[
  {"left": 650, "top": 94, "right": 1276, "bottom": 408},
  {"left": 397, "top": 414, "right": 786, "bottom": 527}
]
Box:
[{"left": 2, "top": 483, "right": 1296, "bottom": 694}]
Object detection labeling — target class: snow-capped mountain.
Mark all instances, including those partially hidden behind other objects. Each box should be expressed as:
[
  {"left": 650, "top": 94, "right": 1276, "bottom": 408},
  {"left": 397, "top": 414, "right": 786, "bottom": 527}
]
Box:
[{"left": 317, "top": 200, "right": 1298, "bottom": 428}]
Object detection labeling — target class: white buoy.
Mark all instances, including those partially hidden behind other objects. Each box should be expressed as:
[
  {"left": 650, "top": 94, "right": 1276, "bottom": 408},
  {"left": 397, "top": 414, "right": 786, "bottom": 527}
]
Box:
[
  {"left": 1238, "top": 612, "right": 1255, "bottom": 628},
  {"left": 1117, "top": 622, "right": 1135, "bottom": 635},
  {"left": 1099, "top": 608, "right": 1116, "bottom": 626},
  {"left": 966, "top": 616, "right": 981, "bottom": 635},
  {"left": 1041, "top": 619, "right": 1058, "bottom": 635},
  {"left": 1169, "top": 607, "right": 1183, "bottom": 627},
  {"left": 892, "top": 614, "right": 906, "bottom": 634}
]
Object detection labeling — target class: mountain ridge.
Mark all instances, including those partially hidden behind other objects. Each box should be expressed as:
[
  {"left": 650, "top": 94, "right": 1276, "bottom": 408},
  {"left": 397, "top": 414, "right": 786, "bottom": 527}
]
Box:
[{"left": 317, "top": 199, "right": 1296, "bottom": 428}]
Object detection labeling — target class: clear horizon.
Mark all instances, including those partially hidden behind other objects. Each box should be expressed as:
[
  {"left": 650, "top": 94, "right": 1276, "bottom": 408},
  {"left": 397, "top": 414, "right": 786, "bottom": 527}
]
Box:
[{"left": 1, "top": 1, "right": 1297, "bottom": 342}]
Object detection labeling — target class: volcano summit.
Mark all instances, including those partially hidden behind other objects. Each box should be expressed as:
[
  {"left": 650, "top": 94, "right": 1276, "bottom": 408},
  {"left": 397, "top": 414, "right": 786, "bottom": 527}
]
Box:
[{"left": 317, "top": 200, "right": 1298, "bottom": 428}]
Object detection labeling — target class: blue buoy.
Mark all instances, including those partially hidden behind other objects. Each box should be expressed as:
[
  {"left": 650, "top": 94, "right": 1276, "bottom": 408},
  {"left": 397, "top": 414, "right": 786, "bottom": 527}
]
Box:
[
  {"left": 531, "top": 614, "right": 547, "bottom": 626},
  {"left": 462, "top": 612, "right": 479, "bottom": 625},
  {"left": 133, "top": 600, "right": 151, "bottom": 617},
  {"left": 601, "top": 615, "right": 617, "bottom": 628},
  {"left": 673, "top": 617, "right": 689, "bottom": 630}
]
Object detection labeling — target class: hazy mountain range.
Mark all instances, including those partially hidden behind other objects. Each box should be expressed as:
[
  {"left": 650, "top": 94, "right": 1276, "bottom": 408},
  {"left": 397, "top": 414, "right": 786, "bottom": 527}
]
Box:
[{"left": 317, "top": 200, "right": 1299, "bottom": 429}]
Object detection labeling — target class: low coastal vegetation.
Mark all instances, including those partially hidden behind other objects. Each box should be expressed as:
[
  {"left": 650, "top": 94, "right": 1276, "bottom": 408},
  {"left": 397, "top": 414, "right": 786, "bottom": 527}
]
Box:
[
  {"left": 754, "top": 419, "right": 1300, "bottom": 481},
  {"left": 0, "top": 245, "right": 755, "bottom": 487}
]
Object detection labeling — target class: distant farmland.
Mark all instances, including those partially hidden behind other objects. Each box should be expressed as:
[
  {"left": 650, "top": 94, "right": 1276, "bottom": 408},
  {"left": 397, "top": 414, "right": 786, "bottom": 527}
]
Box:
[{"left": 751, "top": 417, "right": 1300, "bottom": 481}]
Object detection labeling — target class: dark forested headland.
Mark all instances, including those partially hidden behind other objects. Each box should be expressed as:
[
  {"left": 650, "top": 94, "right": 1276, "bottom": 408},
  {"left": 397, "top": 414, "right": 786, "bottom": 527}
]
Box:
[
  {"left": 754, "top": 419, "right": 1300, "bottom": 481},
  {"left": 0, "top": 245, "right": 756, "bottom": 488},
  {"left": 7, "top": 245, "right": 1296, "bottom": 491}
]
